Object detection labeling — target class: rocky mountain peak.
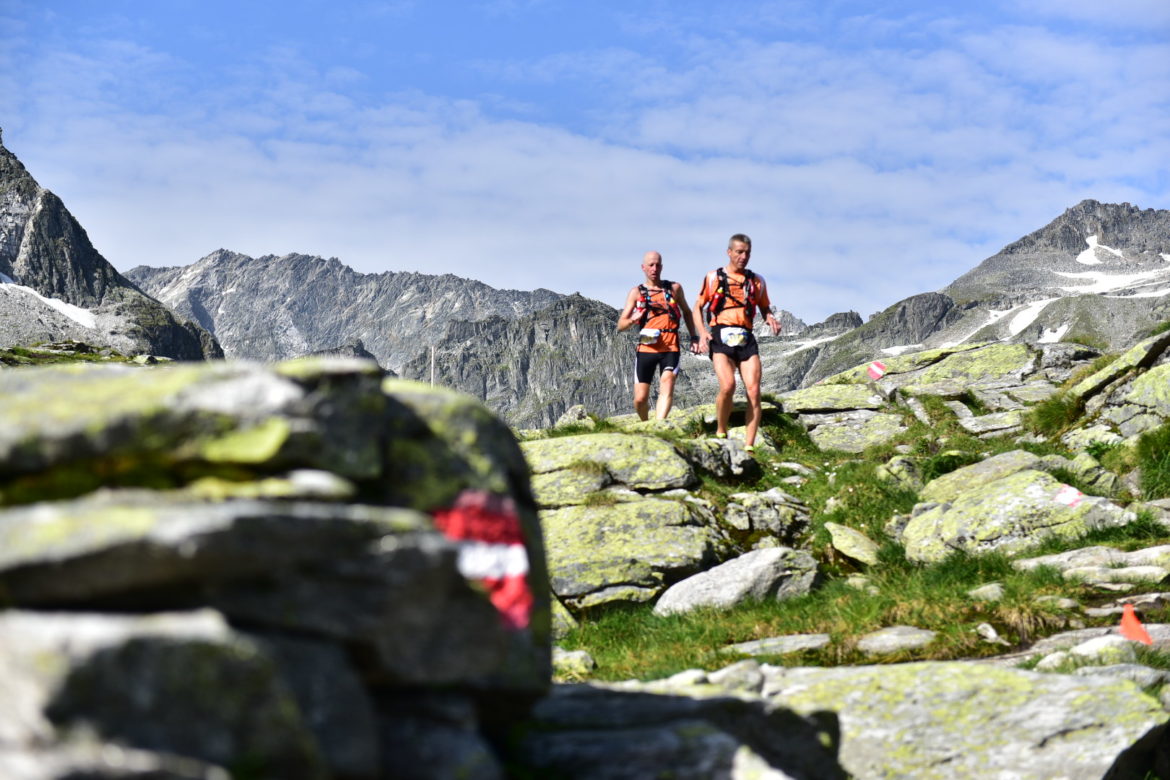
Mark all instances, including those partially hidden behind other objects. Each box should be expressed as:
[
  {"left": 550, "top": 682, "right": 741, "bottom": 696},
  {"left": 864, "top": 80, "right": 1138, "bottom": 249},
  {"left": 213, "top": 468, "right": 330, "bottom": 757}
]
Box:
[
  {"left": 0, "top": 136, "right": 221, "bottom": 359},
  {"left": 1002, "top": 200, "right": 1170, "bottom": 260}
]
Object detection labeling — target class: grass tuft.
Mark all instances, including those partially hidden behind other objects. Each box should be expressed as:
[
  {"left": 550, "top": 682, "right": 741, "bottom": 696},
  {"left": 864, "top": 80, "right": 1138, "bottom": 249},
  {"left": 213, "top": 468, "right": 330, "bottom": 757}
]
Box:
[
  {"left": 1025, "top": 393, "right": 1084, "bottom": 437},
  {"left": 1137, "top": 423, "right": 1170, "bottom": 499}
]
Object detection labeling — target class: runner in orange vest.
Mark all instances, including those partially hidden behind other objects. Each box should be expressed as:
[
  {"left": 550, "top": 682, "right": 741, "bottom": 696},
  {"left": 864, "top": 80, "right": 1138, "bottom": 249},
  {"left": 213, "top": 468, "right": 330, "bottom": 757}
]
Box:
[
  {"left": 692, "top": 234, "right": 781, "bottom": 451},
  {"left": 617, "top": 251, "right": 701, "bottom": 420}
]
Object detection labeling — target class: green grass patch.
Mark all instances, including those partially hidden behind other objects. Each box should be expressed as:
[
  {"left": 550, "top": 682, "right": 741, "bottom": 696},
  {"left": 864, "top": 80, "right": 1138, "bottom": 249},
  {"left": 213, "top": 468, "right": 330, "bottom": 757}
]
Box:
[
  {"left": 1137, "top": 423, "right": 1170, "bottom": 499},
  {"left": 580, "top": 490, "right": 621, "bottom": 507},
  {"left": 544, "top": 417, "right": 622, "bottom": 438},
  {"left": 1143, "top": 320, "right": 1170, "bottom": 338},
  {"left": 560, "top": 544, "right": 1086, "bottom": 680},
  {"left": 1025, "top": 393, "right": 1084, "bottom": 437},
  {"left": 1064, "top": 333, "right": 1110, "bottom": 352},
  {"left": 957, "top": 390, "right": 990, "bottom": 416},
  {"left": 0, "top": 343, "right": 129, "bottom": 366}
]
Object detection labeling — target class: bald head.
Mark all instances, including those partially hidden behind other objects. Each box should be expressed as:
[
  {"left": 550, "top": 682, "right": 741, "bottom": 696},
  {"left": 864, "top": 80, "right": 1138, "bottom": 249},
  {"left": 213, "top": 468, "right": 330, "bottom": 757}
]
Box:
[{"left": 641, "top": 251, "right": 664, "bottom": 284}]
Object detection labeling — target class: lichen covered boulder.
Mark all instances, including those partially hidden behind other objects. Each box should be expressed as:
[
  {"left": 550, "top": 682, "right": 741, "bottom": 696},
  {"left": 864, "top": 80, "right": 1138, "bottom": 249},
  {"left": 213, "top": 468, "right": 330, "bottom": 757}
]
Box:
[
  {"left": 762, "top": 661, "right": 1168, "bottom": 779},
  {"left": 522, "top": 432, "right": 696, "bottom": 492},
  {"left": 780, "top": 383, "right": 885, "bottom": 413},
  {"left": 0, "top": 359, "right": 553, "bottom": 776},
  {"left": 542, "top": 498, "right": 731, "bottom": 611},
  {"left": 918, "top": 450, "right": 1041, "bottom": 504},
  {"left": 902, "top": 469, "right": 1135, "bottom": 563},
  {"left": 804, "top": 410, "right": 908, "bottom": 454}
]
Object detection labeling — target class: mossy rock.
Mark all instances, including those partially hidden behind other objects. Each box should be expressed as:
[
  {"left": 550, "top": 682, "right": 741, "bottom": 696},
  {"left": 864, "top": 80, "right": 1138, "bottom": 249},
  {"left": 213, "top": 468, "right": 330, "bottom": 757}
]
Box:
[
  {"left": 522, "top": 433, "right": 696, "bottom": 491},
  {"left": 542, "top": 498, "right": 730, "bottom": 611},
  {"left": 902, "top": 469, "right": 1135, "bottom": 563}
]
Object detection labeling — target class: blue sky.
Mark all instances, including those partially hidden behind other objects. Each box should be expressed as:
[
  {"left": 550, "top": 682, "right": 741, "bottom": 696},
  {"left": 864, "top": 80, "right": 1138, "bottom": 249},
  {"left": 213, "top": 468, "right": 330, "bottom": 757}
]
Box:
[{"left": 2, "top": 1, "right": 1168, "bottom": 322}]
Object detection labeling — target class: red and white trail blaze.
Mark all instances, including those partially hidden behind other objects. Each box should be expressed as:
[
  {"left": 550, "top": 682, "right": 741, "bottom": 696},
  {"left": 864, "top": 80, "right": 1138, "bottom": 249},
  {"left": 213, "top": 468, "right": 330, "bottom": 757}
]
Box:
[{"left": 433, "top": 490, "right": 534, "bottom": 630}]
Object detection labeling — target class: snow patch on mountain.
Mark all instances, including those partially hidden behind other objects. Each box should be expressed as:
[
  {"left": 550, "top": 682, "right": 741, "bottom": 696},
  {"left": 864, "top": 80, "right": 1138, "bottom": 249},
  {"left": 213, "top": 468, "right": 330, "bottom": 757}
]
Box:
[
  {"left": 1008, "top": 298, "right": 1058, "bottom": 336},
  {"left": 1075, "top": 234, "right": 1125, "bottom": 265},
  {"left": 881, "top": 344, "right": 923, "bottom": 356},
  {"left": 1056, "top": 268, "right": 1166, "bottom": 294},
  {"left": 1038, "top": 323, "right": 1071, "bottom": 343},
  {"left": 0, "top": 273, "right": 97, "bottom": 328}
]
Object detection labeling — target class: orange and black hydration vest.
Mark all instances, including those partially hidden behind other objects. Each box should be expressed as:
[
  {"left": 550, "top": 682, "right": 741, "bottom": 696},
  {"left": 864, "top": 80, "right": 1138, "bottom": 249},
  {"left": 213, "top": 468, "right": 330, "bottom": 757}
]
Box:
[
  {"left": 635, "top": 282, "right": 682, "bottom": 352},
  {"left": 704, "top": 268, "right": 757, "bottom": 327}
]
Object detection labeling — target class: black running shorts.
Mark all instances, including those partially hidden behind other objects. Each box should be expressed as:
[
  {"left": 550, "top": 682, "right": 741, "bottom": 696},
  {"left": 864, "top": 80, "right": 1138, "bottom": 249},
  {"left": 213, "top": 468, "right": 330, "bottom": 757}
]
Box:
[
  {"left": 708, "top": 325, "right": 759, "bottom": 363},
  {"left": 634, "top": 350, "right": 681, "bottom": 384}
]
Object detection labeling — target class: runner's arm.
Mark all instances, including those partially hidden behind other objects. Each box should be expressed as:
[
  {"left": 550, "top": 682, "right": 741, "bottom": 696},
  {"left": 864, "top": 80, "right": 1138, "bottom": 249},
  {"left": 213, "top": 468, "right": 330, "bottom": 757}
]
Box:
[
  {"left": 616, "top": 287, "right": 642, "bottom": 332},
  {"left": 692, "top": 278, "right": 713, "bottom": 353},
  {"left": 673, "top": 282, "right": 702, "bottom": 355},
  {"left": 756, "top": 277, "right": 782, "bottom": 336}
]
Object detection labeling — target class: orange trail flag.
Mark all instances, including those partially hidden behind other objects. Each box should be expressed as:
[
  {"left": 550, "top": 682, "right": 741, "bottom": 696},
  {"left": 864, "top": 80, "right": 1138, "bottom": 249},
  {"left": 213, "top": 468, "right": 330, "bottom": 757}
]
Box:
[{"left": 1120, "top": 603, "right": 1153, "bottom": 645}]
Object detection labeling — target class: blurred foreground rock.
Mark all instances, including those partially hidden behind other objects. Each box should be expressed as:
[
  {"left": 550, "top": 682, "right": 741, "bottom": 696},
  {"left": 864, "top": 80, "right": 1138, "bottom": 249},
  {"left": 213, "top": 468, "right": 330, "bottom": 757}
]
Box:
[{"left": 0, "top": 359, "right": 551, "bottom": 779}]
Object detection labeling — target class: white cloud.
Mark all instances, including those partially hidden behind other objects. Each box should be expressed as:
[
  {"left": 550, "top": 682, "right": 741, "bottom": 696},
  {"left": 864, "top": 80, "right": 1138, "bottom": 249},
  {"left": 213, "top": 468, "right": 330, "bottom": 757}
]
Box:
[{"left": 1, "top": 2, "right": 1166, "bottom": 325}]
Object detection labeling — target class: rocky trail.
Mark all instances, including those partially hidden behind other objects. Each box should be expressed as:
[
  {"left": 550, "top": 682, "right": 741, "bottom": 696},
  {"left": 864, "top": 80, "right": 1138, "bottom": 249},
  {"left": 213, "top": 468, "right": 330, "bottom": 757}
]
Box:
[{"left": 2, "top": 327, "right": 1170, "bottom": 777}]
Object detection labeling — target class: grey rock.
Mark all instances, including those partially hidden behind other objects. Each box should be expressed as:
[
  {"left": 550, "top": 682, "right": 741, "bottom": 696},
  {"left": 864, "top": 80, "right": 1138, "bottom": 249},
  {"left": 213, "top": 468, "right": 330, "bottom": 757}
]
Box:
[
  {"left": 653, "top": 547, "right": 817, "bottom": 617},
  {"left": 205, "top": 537, "right": 509, "bottom": 687},
  {"left": 976, "top": 622, "right": 1010, "bottom": 645},
  {"left": 721, "top": 634, "right": 832, "bottom": 657},
  {"left": 823, "top": 522, "right": 880, "bottom": 566},
  {"left": 724, "top": 487, "right": 810, "bottom": 542},
  {"left": 512, "top": 683, "right": 846, "bottom": 780},
  {"left": 803, "top": 410, "right": 908, "bottom": 454},
  {"left": 376, "top": 692, "right": 505, "bottom": 780},
  {"left": 903, "top": 469, "right": 1135, "bottom": 563},
  {"left": 957, "top": 409, "right": 1023, "bottom": 437},
  {"left": 874, "top": 454, "right": 923, "bottom": 491},
  {"left": 0, "top": 358, "right": 388, "bottom": 480},
  {"left": 0, "top": 610, "right": 324, "bottom": 778},
  {"left": 552, "top": 647, "right": 597, "bottom": 679},
  {"left": 919, "top": 449, "right": 1040, "bottom": 503},
  {"left": 761, "top": 660, "right": 1170, "bottom": 779},
  {"left": 543, "top": 497, "right": 731, "bottom": 611},
  {"left": 707, "top": 659, "right": 766, "bottom": 694},
  {"left": 677, "top": 437, "right": 759, "bottom": 479},
  {"left": 968, "top": 583, "right": 1006, "bottom": 602},
  {"left": 1015, "top": 545, "right": 1170, "bottom": 574},
  {"left": 522, "top": 432, "right": 696, "bottom": 491},
  {"left": 0, "top": 493, "right": 430, "bottom": 606},
  {"left": 1068, "top": 635, "right": 1140, "bottom": 665},
  {"left": 1074, "top": 664, "right": 1170, "bottom": 689},
  {"left": 250, "top": 634, "right": 379, "bottom": 779},
  {"left": 855, "top": 625, "right": 937, "bottom": 655}
]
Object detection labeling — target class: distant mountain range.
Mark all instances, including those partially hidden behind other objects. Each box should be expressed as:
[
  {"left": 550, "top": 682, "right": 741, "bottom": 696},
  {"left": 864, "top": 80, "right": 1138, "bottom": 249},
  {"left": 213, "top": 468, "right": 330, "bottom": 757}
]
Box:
[
  {"left": 124, "top": 249, "right": 562, "bottom": 374},
  {"left": 4, "top": 130, "right": 1167, "bottom": 428},
  {"left": 754, "top": 200, "right": 1170, "bottom": 392}
]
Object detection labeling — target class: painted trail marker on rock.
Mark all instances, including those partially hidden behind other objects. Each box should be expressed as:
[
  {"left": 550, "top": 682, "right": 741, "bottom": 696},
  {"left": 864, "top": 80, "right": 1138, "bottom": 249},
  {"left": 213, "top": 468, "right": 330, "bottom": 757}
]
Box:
[
  {"left": 1053, "top": 485, "right": 1084, "bottom": 508},
  {"left": 867, "top": 361, "right": 887, "bottom": 380},
  {"left": 433, "top": 490, "right": 533, "bottom": 630},
  {"left": 1120, "top": 603, "right": 1154, "bottom": 645}
]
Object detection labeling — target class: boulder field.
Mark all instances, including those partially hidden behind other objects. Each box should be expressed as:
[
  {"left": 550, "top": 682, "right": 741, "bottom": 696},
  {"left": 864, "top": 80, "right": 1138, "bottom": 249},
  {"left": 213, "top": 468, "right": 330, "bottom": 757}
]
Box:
[{"left": 2, "top": 334, "right": 1170, "bottom": 777}]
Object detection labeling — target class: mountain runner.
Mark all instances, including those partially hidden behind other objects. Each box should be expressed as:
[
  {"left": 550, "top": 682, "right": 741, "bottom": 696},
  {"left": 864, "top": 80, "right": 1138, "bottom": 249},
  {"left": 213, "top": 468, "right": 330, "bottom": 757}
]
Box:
[
  {"left": 693, "top": 234, "right": 781, "bottom": 451},
  {"left": 617, "top": 251, "right": 701, "bottom": 420}
]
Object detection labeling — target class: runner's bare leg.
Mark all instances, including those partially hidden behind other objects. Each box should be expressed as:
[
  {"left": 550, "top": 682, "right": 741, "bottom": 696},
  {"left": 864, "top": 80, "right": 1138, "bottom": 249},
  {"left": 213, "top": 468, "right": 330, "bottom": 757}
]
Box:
[
  {"left": 712, "top": 353, "right": 738, "bottom": 435},
  {"left": 656, "top": 370, "right": 677, "bottom": 420},
  {"left": 739, "top": 355, "right": 763, "bottom": 446},
  {"left": 633, "top": 382, "right": 651, "bottom": 421}
]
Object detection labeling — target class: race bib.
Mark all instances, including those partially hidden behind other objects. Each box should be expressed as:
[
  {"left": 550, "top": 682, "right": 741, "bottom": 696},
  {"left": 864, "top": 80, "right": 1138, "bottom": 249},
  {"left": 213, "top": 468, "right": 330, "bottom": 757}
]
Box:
[
  {"left": 722, "top": 327, "right": 748, "bottom": 347},
  {"left": 639, "top": 328, "right": 662, "bottom": 345}
]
